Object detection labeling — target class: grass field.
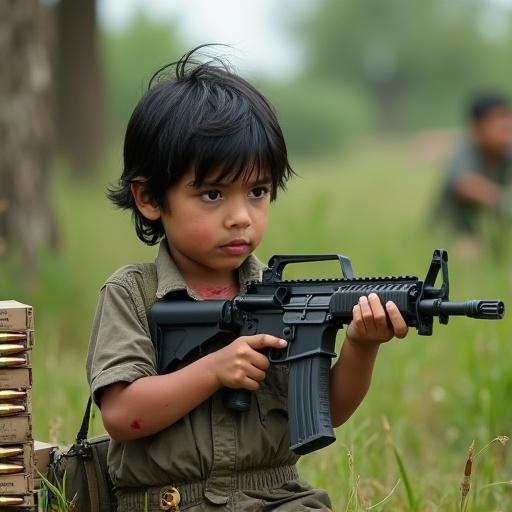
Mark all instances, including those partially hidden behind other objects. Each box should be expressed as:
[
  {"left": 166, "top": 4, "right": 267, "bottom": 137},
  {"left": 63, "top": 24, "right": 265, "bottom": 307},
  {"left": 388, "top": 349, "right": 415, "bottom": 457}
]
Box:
[{"left": 2, "top": 137, "right": 511, "bottom": 511}]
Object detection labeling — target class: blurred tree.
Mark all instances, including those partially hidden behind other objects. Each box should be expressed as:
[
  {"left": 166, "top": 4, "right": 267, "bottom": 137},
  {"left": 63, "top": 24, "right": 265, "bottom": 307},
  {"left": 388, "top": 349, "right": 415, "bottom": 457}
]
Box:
[
  {"left": 0, "top": 0, "right": 58, "bottom": 274},
  {"left": 100, "top": 10, "right": 184, "bottom": 133},
  {"left": 56, "top": 0, "right": 106, "bottom": 175},
  {"left": 302, "top": 0, "right": 512, "bottom": 130}
]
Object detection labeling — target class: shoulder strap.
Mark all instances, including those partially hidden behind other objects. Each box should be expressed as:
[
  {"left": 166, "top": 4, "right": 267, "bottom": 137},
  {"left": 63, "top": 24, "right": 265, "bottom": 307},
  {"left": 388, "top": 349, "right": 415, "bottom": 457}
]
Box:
[{"left": 77, "top": 397, "right": 92, "bottom": 443}]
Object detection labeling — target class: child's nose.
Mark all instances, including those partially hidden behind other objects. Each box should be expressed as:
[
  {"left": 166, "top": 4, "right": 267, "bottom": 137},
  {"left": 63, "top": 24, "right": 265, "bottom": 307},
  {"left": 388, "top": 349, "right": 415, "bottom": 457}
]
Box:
[{"left": 225, "top": 199, "right": 251, "bottom": 228}]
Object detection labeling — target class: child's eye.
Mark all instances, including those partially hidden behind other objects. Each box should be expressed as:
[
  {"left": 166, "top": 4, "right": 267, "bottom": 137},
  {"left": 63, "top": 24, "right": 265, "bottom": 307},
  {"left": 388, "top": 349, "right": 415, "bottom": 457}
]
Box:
[
  {"left": 249, "top": 186, "right": 270, "bottom": 199},
  {"left": 200, "top": 190, "right": 222, "bottom": 202}
]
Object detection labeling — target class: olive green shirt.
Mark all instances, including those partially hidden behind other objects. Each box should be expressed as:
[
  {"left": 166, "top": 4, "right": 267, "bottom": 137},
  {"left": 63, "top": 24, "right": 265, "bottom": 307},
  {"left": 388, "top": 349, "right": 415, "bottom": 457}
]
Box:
[
  {"left": 86, "top": 241, "right": 332, "bottom": 510},
  {"left": 438, "top": 139, "right": 512, "bottom": 233}
]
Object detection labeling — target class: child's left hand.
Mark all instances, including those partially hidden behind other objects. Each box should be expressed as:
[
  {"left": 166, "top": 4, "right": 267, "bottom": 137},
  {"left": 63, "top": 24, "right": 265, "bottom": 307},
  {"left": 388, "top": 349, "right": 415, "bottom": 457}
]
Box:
[{"left": 346, "top": 293, "right": 408, "bottom": 347}]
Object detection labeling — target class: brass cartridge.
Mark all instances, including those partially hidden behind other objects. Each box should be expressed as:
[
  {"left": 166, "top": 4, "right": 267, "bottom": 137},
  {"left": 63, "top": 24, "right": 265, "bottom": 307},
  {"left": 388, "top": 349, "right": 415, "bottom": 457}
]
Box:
[
  {"left": 0, "top": 357, "right": 26, "bottom": 367},
  {"left": 0, "top": 344, "right": 26, "bottom": 356},
  {"left": 0, "top": 496, "right": 24, "bottom": 505},
  {"left": 0, "top": 404, "right": 25, "bottom": 416},
  {"left": 0, "top": 333, "right": 27, "bottom": 343},
  {"left": 0, "top": 446, "right": 24, "bottom": 459},
  {"left": 0, "top": 390, "right": 27, "bottom": 401},
  {"left": 0, "top": 462, "right": 25, "bottom": 474}
]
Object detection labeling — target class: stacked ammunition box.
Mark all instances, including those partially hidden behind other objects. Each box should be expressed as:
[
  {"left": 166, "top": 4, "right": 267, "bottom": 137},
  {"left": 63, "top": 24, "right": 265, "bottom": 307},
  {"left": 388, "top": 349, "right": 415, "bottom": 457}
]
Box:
[{"left": 0, "top": 301, "right": 36, "bottom": 509}]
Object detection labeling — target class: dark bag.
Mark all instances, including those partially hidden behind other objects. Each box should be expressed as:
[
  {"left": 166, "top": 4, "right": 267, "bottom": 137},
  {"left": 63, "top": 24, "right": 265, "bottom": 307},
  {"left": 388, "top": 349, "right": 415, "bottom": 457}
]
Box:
[{"left": 47, "top": 398, "right": 115, "bottom": 512}]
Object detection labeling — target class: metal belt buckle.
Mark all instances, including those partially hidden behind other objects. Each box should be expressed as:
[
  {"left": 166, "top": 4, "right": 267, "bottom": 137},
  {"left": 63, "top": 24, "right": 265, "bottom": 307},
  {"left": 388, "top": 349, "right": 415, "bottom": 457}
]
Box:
[{"left": 160, "top": 485, "right": 181, "bottom": 511}]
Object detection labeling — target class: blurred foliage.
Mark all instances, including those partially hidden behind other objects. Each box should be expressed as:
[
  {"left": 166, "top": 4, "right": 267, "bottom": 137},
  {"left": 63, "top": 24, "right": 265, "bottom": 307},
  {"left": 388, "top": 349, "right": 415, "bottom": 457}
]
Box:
[
  {"left": 261, "top": 79, "right": 374, "bottom": 157},
  {"left": 100, "top": 9, "right": 184, "bottom": 132},
  {"left": 0, "top": 4, "right": 508, "bottom": 509},
  {"left": 300, "top": 0, "right": 512, "bottom": 130},
  {"left": 97, "top": 9, "right": 373, "bottom": 157},
  {"left": 94, "top": 0, "right": 512, "bottom": 158}
]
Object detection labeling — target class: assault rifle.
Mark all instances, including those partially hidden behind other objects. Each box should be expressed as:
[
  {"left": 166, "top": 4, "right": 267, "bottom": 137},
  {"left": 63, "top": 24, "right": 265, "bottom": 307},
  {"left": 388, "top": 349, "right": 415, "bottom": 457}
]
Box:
[{"left": 149, "top": 249, "right": 505, "bottom": 455}]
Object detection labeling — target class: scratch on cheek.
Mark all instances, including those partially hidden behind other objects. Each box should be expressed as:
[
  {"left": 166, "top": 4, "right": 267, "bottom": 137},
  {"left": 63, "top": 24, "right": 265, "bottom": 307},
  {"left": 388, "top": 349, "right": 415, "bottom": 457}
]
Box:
[{"left": 130, "top": 418, "right": 144, "bottom": 430}]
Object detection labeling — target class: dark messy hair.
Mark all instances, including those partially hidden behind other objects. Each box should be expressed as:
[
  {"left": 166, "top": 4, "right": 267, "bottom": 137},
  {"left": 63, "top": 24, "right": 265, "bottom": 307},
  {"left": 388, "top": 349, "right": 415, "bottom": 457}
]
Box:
[
  {"left": 107, "top": 44, "right": 294, "bottom": 245},
  {"left": 468, "top": 91, "right": 510, "bottom": 122}
]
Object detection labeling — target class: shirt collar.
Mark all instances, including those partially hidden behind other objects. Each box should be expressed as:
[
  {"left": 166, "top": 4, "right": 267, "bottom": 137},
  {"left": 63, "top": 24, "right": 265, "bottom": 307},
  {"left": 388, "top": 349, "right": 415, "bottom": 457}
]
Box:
[{"left": 155, "top": 240, "right": 265, "bottom": 300}]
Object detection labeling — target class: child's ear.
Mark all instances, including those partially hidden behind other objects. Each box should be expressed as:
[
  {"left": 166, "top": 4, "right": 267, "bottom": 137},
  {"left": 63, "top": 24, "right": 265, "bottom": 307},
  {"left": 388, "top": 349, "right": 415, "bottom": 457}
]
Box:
[{"left": 131, "top": 181, "right": 161, "bottom": 221}]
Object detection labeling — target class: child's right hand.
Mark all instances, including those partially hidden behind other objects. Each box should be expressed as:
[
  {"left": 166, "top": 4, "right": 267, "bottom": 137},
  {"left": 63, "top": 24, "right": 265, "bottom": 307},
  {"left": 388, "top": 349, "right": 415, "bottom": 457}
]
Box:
[{"left": 208, "top": 335, "right": 287, "bottom": 391}]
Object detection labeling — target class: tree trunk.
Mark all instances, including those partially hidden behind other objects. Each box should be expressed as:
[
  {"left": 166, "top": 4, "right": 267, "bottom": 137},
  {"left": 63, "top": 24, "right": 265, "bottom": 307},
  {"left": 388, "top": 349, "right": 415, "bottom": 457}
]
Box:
[
  {"left": 56, "top": 0, "right": 106, "bottom": 174},
  {"left": 0, "top": 0, "right": 58, "bottom": 274}
]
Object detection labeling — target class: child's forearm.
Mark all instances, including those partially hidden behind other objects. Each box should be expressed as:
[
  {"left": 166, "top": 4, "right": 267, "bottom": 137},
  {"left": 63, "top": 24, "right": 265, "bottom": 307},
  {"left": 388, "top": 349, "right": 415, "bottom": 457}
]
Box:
[
  {"left": 329, "top": 336, "right": 380, "bottom": 427},
  {"left": 454, "top": 172, "right": 502, "bottom": 207},
  {"left": 100, "top": 353, "right": 222, "bottom": 441},
  {"left": 100, "top": 333, "right": 287, "bottom": 441}
]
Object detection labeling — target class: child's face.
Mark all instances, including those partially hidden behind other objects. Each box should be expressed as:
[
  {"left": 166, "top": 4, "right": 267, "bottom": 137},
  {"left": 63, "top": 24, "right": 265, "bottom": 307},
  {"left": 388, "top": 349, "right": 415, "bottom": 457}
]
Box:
[
  {"left": 158, "top": 167, "right": 271, "bottom": 283},
  {"left": 473, "top": 106, "right": 512, "bottom": 156}
]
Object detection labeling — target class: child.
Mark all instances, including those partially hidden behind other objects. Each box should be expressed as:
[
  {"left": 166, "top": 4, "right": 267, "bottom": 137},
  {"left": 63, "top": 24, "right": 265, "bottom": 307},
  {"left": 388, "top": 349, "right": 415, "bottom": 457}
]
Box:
[
  {"left": 86, "top": 46, "right": 409, "bottom": 511},
  {"left": 435, "top": 91, "right": 512, "bottom": 258}
]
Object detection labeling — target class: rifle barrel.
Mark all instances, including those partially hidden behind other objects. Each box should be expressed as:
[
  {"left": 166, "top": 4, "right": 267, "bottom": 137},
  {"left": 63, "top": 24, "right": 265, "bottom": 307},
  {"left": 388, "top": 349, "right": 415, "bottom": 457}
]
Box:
[{"left": 418, "top": 299, "right": 505, "bottom": 319}]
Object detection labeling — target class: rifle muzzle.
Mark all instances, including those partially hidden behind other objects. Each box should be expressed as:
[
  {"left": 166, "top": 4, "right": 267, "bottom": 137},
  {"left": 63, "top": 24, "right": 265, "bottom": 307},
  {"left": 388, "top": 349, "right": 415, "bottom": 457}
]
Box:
[{"left": 418, "top": 299, "right": 505, "bottom": 319}]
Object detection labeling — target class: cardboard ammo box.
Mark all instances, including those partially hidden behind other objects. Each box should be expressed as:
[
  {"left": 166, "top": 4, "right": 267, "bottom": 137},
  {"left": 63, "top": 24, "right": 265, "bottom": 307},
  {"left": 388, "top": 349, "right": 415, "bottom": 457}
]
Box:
[
  {"left": 0, "top": 414, "right": 32, "bottom": 444},
  {"left": 0, "top": 368, "right": 32, "bottom": 390},
  {"left": 0, "top": 301, "right": 34, "bottom": 332},
  {"left": 0, "top": 471, "right": 34, "bottom": 495},
  {"left": 32, "top": 440, "right": 57, "bottom": 489}
]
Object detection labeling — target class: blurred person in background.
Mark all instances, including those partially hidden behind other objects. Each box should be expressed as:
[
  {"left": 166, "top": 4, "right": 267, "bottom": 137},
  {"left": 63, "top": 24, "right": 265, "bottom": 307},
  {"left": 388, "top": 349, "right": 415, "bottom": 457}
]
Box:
[{"left": 435, "top": 91, "right": 512, "bottom": 259}]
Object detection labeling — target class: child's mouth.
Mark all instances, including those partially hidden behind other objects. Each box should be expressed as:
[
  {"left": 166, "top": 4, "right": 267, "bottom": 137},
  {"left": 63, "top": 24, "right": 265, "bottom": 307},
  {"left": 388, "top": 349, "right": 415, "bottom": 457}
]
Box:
[{"left": 220, "top": 240, "right": 250, "bottom": 255}]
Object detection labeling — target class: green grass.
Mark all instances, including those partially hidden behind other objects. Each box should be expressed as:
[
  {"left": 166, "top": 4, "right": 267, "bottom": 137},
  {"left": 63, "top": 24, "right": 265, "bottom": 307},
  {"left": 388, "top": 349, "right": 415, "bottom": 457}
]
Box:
[{"left": 1, "top": 137, "right": 510, "bottom": 510}]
